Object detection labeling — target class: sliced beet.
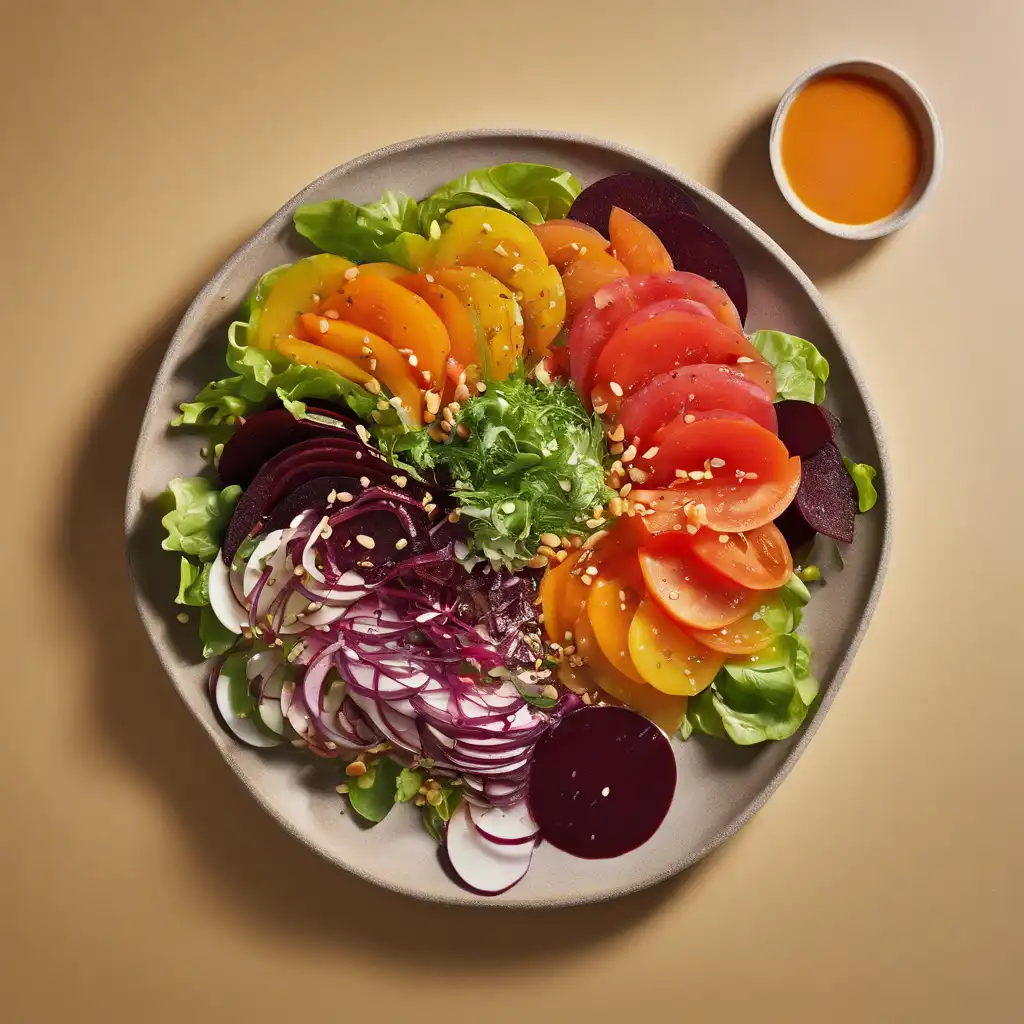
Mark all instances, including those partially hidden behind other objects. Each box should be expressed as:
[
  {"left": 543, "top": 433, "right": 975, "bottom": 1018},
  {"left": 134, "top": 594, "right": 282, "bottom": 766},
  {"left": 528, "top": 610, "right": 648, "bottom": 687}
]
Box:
[
  {"left": 641, "top": 213, "right": 748, "bottom": 324},
  {"left": 218, "top": 407, "right": 355, "bottom": 489},
  {"left": 528, "top": 705, "right": 676, "bottom": 859},
  {"left": 775, "top": 400, "right": 835, "bottom": 458},
  {"left": 793, "top": 441, "right": 857, "bottom": 544},
  {"left": 222, "top": 436, "right": 394, "bottom": 562},
  {"left": 775, "top": 503, "right": 818, "bottom": 553},
  {"left": 568, "top": 172, "right": 699, "bottom": 234}
]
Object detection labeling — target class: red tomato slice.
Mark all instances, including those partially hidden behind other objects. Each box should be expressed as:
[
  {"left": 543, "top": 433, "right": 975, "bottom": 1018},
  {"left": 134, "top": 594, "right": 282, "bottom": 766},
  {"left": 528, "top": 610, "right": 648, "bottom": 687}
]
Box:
[
  {"left": 650, "top": 409, "right": 757, "bottom": 444},
  {"left": 618, "top": 364, "right": 778, "bottom": 448},
  {"left": 640, "top": 417, "right": 791, "bottom": 488},
  {"left": 568, "top": 271, "right": 745, "bottom": 401},
  {"left": 689, "top": 522, "right": 793, "bottom": 590},
  {"left": 631, "top": 456, "right": 802, "bottom": 533},
  {"left": 639, "top": 539, "right": 760, "bottom": 630},
  {"left": 591, "top": 310, "right": 767, "bottom": 408}
]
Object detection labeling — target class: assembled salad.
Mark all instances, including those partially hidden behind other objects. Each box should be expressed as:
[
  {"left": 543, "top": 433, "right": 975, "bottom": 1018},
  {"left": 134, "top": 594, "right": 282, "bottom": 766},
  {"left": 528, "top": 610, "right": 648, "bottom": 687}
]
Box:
[{"left": 160, "top": 163, "right": 878, "bottom": 894}]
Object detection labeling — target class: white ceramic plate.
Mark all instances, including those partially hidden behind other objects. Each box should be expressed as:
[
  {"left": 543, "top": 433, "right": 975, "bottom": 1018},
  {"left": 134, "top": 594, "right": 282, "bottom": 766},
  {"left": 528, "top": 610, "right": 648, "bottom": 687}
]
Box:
[{"left": 125, "top": 129, "right": 890, "bottom": 907}]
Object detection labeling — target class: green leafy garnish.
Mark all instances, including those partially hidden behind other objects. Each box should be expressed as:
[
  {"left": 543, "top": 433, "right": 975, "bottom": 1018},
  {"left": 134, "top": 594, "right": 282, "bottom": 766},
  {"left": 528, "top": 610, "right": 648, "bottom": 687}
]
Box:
[
  {"left": 749, "top": 330, "right": 830, "bottom": 404},
  {"left": 346, "top": 758, "right": 405, "bottom": 824},
  {"left": 396, "top": 371, "right": 612, "bottom": 569},
  {"left": 176, "top": 558, "right": 211, "bottom": 606},
  {"left": 843, "top": 457, "right": 879, "bottom": 512},
  {"left": 161, "top": 477, "right": 241, "bottom": 563},
  {"left": 395, "top": 767, "right": 425, "bottom": 803},
  {"left": 422, "top": 785, "right": 464, "bottom": 844},
  {"left": 292, "top": 163, "right": 581, "bottom": 267}
]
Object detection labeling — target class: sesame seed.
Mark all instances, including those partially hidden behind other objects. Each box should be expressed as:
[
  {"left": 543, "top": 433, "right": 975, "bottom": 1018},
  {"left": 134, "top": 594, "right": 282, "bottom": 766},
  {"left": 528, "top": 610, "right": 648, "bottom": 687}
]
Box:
[
  {"left": 325, "top": 309, "right": 340, "bottom": 319},
  {"left": 318, "top": 318, "right": 329, "bottom": 334},
  {"left": 621, "top": 444, "right": 637, "bottom": 463},
  {"left": 337, "top": 491, "right": 353, "bottom": 502},
  {"left": 359, "top": 476, "right": 370, "bottom": 487},
  {"left": 343, "top": 267, "right": 359, "bottom": 280},
  {"left": 501, "top": 501, "right": 517, "bottom": 514},
  {"left": 512, "top": 263, "right": 524, "bottom": 272},
  {"left": 424, "top": 391, "right": 440, "bottom": 415},
  {"left": 389, "top": 395, "right": 403, "bottom": 409},
  {"left": 356, "top": 535, "right": 375, "bottom": 549},
  {"left": 482, "top": 222, "right": 492, "bottom": 233},
  {"left": 688, "top": 470, "right": 705, "bottom": 481},
  {"left": 396, "top": 538, "right": 408, "bottom": 550},
  {"left": 494, "top": 243, "right": 508, "bottom": 256},
  {"left": 581, "top": 574, "right": 593, "bottom": 587},
  {"left": 429, "top": 220, "right": 441, "bottom": 240},
  {"left": 392, "top": 475, "right": 408, "bottom": 488},
  {"left": 718, "top": 534, "right": 729, "bottom": 544},
  {"left": 736, "top": 356, "right": 754, "bottom": 363},
  {"left": 559, "top": 480, "right": 571, "bottom": 492},
  {"left": 609, "top": 381, "right": 624, "bottom": 397},
  {"left": 684, "top": 414, "right": 696, "bottom": 423},
  {"left": 619, "top": 482, "right": 632, "bottom": 497},
  {"left": 355, "top": 424, "right": 370, "bottom": 443},
  {"left": 608, "top": 423, "right": 625, "bottom": 442},
  {"left": 642, "top": 446, "right": 659, "bottom": 459},
  {"left": 476, "top": 382, "right": 487, "bottom": 393},
  {"left": 745, "top": 471, "right": 759, "bottom": 480},
  {"left": 176, "top": 612, "right": 189, "bottom": 624},
  {"left": 408, "top": 353, "right": 418, "bottom": 367},
  {"left": 710, "top": 457, "right": 726, "bottom": 468},
  {"left": 364, "top": 378, "right": 381, "bottom": 395}
]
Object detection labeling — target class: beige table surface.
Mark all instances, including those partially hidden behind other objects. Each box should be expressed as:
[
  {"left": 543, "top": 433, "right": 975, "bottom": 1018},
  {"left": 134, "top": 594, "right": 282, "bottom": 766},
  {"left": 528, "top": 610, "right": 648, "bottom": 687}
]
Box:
[{"left": 3, "top": 0, "right": 1022, "bottom": 1020}]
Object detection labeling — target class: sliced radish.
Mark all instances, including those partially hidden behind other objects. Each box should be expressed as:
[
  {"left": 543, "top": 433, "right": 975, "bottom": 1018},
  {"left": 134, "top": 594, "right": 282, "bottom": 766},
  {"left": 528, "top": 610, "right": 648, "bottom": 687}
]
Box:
[
  {"left": 208, "top": 553, "right": 245, "bottom": 633},
  {"left": 445, "top": 803, "right": 535, "bottom": 895},
  {"left": 213, "top": 663, "right": 282, "bottom": 748},
  {"left": 468, "top": 802, "right": 540, "bottom": 845}
]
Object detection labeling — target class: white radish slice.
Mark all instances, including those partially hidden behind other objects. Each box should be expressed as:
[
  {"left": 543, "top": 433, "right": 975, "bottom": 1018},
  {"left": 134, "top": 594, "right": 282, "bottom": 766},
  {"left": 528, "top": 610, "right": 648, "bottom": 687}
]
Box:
[
  {"left": 213, "top": 665, "right": 281, "bottom": 748},
  {"left": 258, "top": 692, "right": 286, "bottom": 737},
  {"left": 242, "top": 530, "right": 286, "bottom": 595},
  {"left": 301, "top": 516, "right": 330, "bottom": 583},
  {"left": 468, "top": 802, "right": 540, "bottom": 845},
  {"left": 445, "top": 803, "right": 534, "bottom": 895},
  {"left": 246, "top": 649, "right": 282, "bottom": 681},
  {"left": 208, "top": 553, "right": 245, "bottom": 633}
]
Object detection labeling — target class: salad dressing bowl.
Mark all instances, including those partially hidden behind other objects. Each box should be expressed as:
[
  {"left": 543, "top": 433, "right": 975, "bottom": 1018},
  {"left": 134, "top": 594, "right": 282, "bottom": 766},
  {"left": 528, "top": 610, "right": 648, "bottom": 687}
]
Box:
[{"left": 125, "top": 129, "right": 890, "bottom": 906}]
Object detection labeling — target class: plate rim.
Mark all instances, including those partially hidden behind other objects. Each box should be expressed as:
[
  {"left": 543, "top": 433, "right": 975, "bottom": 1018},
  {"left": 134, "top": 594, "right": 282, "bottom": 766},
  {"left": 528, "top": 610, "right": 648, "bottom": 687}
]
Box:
[{"left": 124, "top": 127, "right": 892, "bottom": 907}]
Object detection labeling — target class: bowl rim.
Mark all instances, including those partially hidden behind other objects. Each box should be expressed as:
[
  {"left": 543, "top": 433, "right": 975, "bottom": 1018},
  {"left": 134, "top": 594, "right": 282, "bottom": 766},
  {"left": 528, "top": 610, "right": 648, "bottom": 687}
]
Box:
[
  {"left": 769, "top": 57, "right": 944, "bottom": 240},
  {"left": 124, "top": 127, "right": 893, "bottom": 906}
]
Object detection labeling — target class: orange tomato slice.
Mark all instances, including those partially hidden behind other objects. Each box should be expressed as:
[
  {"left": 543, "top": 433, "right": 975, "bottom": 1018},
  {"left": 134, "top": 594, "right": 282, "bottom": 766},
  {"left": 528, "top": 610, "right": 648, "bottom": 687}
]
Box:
[
  {"left": 689, "top": 600, "right": 777, "bottom": 655},
  {"left": 587, "top": 576, "right": 645, "bottom": 683},
  {"left": 609, "top": 207, "right": 674, "bottom": 274},
  {"left": 532, "top": 219, "right": 610, "bottom": 270},
  {"left": 561, "top": 251, "right": 630, "bottom": 318},
  {"left": 297, "top": 314, "right": 422, "bottom": 425},
  {"left": 319, "top": 274, "right": 450, "bottom": 387}
]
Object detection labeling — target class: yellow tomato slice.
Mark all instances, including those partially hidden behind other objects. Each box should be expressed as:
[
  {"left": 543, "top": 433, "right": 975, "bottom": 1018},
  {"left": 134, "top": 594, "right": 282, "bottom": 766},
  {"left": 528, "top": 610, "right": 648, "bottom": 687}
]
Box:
[
  {"left": 574, "top": 612, "right": 688, "bottom": 735},
  {"left": 627, "top": 597, "right": 724, "bottom": 696},
  {"left": 253, "top": 254, "right": 355, "bottom": 351},
  {"left": 275, "top": 337, "right": 373, "bottom": 385}
]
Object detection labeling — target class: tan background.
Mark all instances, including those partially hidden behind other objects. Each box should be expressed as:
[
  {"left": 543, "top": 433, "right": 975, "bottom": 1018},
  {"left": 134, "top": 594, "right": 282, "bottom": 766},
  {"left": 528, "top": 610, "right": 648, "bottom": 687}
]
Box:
[{"left": 2, "top": 0, "right": 1021, "bottom": 1020}]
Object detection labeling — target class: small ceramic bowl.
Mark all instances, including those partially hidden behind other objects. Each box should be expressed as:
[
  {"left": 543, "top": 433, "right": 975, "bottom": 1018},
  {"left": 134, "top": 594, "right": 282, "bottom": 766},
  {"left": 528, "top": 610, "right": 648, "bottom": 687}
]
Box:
[{"left": 769, "top": 58, "right": 943, "bottom": 240}]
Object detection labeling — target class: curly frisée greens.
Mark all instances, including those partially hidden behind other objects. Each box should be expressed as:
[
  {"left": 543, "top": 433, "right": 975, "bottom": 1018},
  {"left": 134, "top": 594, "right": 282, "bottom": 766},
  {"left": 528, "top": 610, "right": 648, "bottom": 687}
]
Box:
[
  {"left": 152, "top": 158, "right": 884, "bottom": 898},
  {"left": 396, "top": 371, "right": 612, "bottom": 569}
]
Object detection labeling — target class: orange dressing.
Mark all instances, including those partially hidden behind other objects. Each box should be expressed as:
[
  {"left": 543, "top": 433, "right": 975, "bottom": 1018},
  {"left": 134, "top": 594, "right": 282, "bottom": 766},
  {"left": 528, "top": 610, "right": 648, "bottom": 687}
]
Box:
[{"left": 781, "top": 74, "right": 921, "bottom": 225}]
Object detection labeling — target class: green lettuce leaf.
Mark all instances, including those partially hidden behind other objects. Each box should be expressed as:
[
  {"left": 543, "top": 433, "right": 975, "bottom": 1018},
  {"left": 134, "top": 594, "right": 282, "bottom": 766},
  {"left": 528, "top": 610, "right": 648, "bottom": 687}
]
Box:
[
  {"left": 749, "top": 330, "right": 830, "bottom": 404},
  {"left": 175, "top": 558, "right": 211, "bottom": 606},
  {"left": 347, "top": 758, "right": 404, "bottom": 824},
  {"left": 160, "top": 478, "right": 241, "bottom": 562},
  {"left": 199, "top": 606, "right": 237, "bottom": 658},
  {"left": 293, "top": 189, "right": 427, "bottom": 266},
  {"left": 843, "top": 457, "right": 879, "bottom": 512},
  {"left": 683, "top": 632, "right": 819, "bottom": 745},
  {"left": 758, "top": 573, "right": 811, "bottom": 635},
  {"left": 174, "top": 269, "right": 380, "bottom": 427},
  {"left": 417, "top": 163, "right": 581, "bottom": 233}
]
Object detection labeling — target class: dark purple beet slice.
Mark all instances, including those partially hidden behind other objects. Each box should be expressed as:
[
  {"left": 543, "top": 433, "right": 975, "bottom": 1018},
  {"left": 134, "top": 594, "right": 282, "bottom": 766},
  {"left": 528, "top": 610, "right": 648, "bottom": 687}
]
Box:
[
  {"left": 775, "top": 400, "right": 835, "bottom": 458},
  {"left": 218, "top": 407, "right": 355, "bottom": 489},
  {"left": 794, "top": 441, "right": 857, "bottom": 544},
  {"left": 263, "top": 475, "right": 365, "bottom": 533},
  {"left": 527, "top": 705, "right": 676, "bottom": 859},
  {"left": 568, "top": 172, "right": 699, "bottom": 234},
  {"left": 222, "top": 436, "right": 394, "bottom": 562},
  {"left": 641, "top": 213, "right": 748, "bottom": 323},
  {"left": 775, "top": 503, "right": 818, "bottom": 552}
]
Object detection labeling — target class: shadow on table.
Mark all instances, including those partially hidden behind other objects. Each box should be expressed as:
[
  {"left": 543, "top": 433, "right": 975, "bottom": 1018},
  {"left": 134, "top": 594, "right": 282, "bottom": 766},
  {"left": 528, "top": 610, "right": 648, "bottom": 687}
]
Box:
[
  {"left": 715, "top": 107, "right": 884, "bottom": 282},
  {"left": 55, "top": 275, "right": 711, "bottom": 960}
]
